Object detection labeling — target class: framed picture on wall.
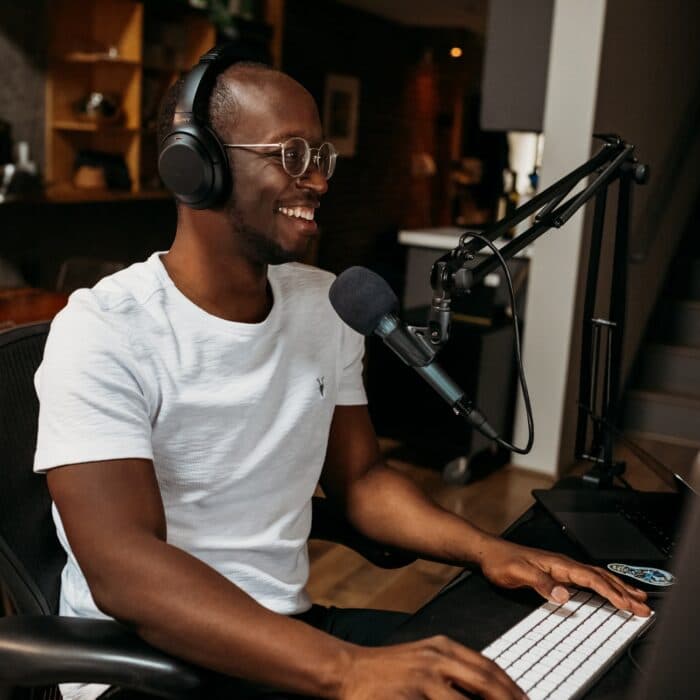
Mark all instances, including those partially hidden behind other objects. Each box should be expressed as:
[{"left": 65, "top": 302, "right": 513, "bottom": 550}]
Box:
[{"left": 323, "top": 74, "right": 360, "bottom": 157}]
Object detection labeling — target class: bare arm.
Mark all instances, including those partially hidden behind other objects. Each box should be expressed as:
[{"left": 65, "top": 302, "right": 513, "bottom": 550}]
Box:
[
  {"left": 320, "top": 406, "right": 497, "bottom": 563},
  {"left": 47, "top": 458, "right": 348, "bottom": 696},
  {"left": 320, "top": 405, "right": 650, "bottom": 616},
  {"left": 48, "top": 458, "right": 524, "bottom": 700}
]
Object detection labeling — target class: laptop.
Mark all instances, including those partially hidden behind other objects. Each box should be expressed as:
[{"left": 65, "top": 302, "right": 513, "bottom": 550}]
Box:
[{"left": 533, "top": 441, "right": 696, "bottom": 575}]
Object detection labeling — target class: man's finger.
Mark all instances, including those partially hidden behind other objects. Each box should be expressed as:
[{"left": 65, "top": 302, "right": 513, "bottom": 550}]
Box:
[
  {"left": 547, "top": 560, "right": 651, "bottom": 616},
  {"left": 437, "top": 654, "right": 525, "bottom": 700},
  {"left": 595, "top": 566, "right": 648, "bottom": 600},
  {"left": 595, "top": 570, "right": 651, "bottom": 615},
  {"left": 429, "top": 636, "right": 526, "bottom": 699},
  {"left": 519, "top": 567, "right": 570, "bottom": 604}
]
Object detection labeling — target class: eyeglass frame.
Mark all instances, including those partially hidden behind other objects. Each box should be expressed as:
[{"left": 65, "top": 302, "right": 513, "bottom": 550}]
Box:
[{"left": 222, "top": 137, "right": 337, "bottom": 180}]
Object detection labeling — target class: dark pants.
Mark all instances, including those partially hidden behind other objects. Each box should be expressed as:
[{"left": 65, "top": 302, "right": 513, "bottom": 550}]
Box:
[
  {"left": 100, "top": 606, "right": 410, "bottom": 700},
  {"left": 294, "top": 604, "right": 411, "bottom": 647}
]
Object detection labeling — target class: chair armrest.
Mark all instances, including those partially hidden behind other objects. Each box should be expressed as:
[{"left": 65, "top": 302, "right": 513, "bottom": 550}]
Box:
[
  {"left": 0, "top": 615, "right": 205, "bottom": 699},
  {"left": 311, "top": 496, "right": 416, "bottom": 569}
]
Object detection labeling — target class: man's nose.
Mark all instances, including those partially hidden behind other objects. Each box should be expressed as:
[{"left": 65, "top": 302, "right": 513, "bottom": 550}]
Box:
[{"left": 297, "top": 165, "right": 328, "bottom": 194}]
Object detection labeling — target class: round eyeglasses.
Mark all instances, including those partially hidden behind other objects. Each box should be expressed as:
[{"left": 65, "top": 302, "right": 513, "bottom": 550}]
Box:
[{"left": 222, "top": 137, "right": 337, "bottom": 180}]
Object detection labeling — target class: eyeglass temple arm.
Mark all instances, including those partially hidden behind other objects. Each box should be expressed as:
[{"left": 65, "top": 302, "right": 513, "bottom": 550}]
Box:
[{"left": 221, "top": 143, "right": 284, "bottom": 148}]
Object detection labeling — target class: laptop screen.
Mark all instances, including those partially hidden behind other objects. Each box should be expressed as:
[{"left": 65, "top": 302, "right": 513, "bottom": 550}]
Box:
[{"left": 617, "top": 432, "right": 696, "bottom": 496}]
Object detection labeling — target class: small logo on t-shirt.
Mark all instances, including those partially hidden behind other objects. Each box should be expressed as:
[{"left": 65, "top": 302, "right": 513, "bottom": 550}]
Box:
[{"left": 316, "top": 376, "right": 325, "bottom": 397}]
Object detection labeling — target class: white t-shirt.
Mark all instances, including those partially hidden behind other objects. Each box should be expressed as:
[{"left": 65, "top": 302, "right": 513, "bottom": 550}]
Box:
[{"left": 33, "top": 252, "right": 366, "bottom": 699}]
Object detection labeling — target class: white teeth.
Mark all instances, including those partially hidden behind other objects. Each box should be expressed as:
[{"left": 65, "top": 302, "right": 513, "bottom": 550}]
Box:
[{"left": 278, "top": 206, "right": 314, "bottom": 221}]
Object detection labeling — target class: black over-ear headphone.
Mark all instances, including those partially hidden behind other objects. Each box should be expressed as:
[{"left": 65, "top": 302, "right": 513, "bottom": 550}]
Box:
[{"left": 158, "top": 44, "right": 250, "bottom": 210}]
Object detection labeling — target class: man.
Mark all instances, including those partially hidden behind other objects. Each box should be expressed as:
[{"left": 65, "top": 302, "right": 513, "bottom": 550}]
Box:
[{"left": 34, "top": 56, "right": 649, "bottom": 700}]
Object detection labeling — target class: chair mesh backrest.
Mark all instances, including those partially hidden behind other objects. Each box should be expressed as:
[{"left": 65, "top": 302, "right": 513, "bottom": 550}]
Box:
[{"left": 0, "top": 323, "right": 65, "bottom": 615}]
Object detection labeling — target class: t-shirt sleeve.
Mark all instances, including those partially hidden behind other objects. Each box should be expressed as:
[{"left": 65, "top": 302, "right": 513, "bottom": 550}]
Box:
[
  {"left": 336, "top": 321, "right": 367, "bottom": 406},
  {"left": 33, "top": 293, "right": 154, "bottom": 473}
]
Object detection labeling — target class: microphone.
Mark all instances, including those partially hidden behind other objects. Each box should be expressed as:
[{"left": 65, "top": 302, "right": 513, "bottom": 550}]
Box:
[{"left": 329, "top": 266, "right": 498, "bottom": 441}]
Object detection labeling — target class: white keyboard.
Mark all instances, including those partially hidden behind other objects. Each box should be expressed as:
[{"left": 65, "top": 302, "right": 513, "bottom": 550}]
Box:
[{"left": 481, "top": 589, "right": 654, "bottom": 699}]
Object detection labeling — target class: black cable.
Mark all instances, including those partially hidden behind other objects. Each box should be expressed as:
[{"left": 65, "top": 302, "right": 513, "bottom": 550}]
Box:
[
  {"left": 627, "top": 636, "right": 654, "bottom": 674},
  {"left": 458, "top": 232, "right": 534, "bottom": 454}
]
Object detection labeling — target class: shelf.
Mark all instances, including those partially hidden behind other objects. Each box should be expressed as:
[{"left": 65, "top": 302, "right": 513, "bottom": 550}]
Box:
[
  {"left": 45, "top": 0, "right": 281, "bottom": 204},
  {"left": 57, "top": 52, "right": 141, "bottom": 66},
  {"left": 53, "top": 121, "right": 139, "bottom": 133},
  {"left": 44, "top": 185, "right": 171, "bottom": 203}
]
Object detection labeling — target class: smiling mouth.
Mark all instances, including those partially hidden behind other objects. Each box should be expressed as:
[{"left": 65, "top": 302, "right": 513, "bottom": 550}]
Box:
[{"left": 277, "top": 205, "right": 316, "bottom": 222}]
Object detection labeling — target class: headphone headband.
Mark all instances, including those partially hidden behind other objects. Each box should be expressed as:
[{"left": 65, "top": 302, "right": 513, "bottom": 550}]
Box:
[{"left": 174, "top": 43, "right": 252, "bottom": 126}]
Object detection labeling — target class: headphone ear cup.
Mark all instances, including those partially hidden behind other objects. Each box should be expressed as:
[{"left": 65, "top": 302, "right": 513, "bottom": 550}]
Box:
[{"left": 158, "top": 124, "right": 230, "bottom": 209}]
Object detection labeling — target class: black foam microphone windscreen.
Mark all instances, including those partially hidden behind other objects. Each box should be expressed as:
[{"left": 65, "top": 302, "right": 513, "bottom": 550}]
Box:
[{"left": 329, "top": 266, "right": 399, "bottom": 336}]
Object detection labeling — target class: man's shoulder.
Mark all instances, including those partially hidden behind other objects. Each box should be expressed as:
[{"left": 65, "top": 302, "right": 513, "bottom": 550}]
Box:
[
  {"left": 50, "top": 255, "right": 166, "bottom": 338},
  {"left": 89, "top": 255, "right": 166, "bottom": 312}
]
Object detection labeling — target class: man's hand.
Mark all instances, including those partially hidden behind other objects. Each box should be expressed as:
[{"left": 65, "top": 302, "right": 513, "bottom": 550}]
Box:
[
  {"left": 479, "top": 539, "right": 651, "bottom": 617},
  {"left": 341, "top": 636, "right": 526, "bottom": 700}
]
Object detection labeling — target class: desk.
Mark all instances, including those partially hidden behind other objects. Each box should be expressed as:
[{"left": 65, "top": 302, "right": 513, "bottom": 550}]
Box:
[
  {"left": 386, "top": 500, "right": 651, "bottom": 698},
  {"left": 0, "top": 287, "right": 68, "bottom": 328}
]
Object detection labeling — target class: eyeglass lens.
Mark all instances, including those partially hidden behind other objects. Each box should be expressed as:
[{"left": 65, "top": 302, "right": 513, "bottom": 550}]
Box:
[{"left": 282, "top": 138, "right": 336, "bottom": 179}]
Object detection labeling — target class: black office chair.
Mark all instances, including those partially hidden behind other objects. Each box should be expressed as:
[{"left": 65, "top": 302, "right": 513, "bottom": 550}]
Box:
[{"left": 0, "top": 322, "right": 415, "bottom": 699}]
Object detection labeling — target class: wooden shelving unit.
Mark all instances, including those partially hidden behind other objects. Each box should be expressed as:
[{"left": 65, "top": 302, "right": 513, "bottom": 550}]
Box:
[
  {"left": 45, "top": 0, "right": 284, "bottom": 203},
  {"left": 45, "top": 0, "right": 144, "bottom": 201}
]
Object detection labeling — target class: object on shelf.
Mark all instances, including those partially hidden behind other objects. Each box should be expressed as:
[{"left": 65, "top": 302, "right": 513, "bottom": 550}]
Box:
[
  {"left": 0, "top": 142, "right": 42, "bottom": 203},
  {"left": 62, "top": 48, "right": 123, "bottom": 62},
  {"left": 73, "top": 92, "right": 124, "bottom": 124},
  {"left": 15, "top": 142, "right": 37, "bottom": 176},
  {"left": 60, "top": 38, "right": 121, "bottom": 62},
  {"left": 73, "top": 164, "right": 107, "bottom": 190},
  {"left": 73, "top": 150, "right": 131, "bottom": 191}
]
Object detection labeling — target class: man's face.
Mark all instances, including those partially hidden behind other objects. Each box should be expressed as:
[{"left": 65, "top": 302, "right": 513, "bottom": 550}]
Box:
[{"left": 223, "top": 74, "right": 329, "bottom": 265}]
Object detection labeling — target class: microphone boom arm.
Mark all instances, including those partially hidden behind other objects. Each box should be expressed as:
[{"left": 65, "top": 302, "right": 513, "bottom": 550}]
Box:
[
  {"left": 431, "top": 135, "right": 647, "bottom": 301},
  {"left": 428, "top": 133, "right": 649, "bottom": 484}
]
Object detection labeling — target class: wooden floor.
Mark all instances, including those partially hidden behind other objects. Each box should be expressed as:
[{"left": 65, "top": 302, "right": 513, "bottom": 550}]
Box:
[{"left": 308, "top": 436, "right": 693, "bottom": 614}]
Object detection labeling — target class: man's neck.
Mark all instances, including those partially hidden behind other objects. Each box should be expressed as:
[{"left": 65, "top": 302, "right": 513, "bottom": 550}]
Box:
[{"left": 162, "top": 220, "right": 272, "bottom": 324}]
